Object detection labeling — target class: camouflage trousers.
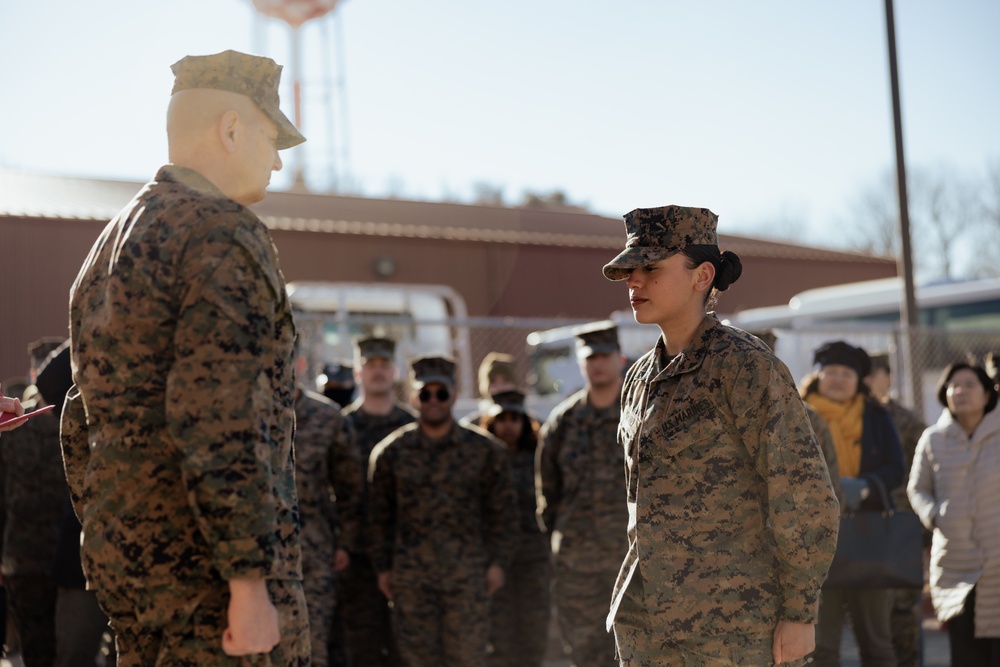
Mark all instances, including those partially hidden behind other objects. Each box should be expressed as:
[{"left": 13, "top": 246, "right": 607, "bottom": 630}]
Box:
[
  {"left": 554, "top": 567, "right": 618, "bottom": 667},
  {"left": 392, "top": 578, "right": 489, "bottom": 667},
  {"left": 890, "top": 587, "right": 921, "bottom": 667},
  {"left": 612, "top": 582, "right": 807, "bottom": 667},
  {"left": 4, "top": 574, "right": 58, "bottom": 667},
  {"left": 336, "top": 555, "right": 398, "bottom": 666},
  {"left": 302, "top": 558, "right": 336, "bottom": 667},
  {"left": 99, "top": 578, "right": 310, "bottom": 667},
  {"left": 487, "top": 557, "right": 551, "bottom": 667}
]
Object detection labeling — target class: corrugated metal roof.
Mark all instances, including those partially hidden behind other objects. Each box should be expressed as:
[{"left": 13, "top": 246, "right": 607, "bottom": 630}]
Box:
[{"left": 0, "top": 169, "right": 893, "bottom": 263}]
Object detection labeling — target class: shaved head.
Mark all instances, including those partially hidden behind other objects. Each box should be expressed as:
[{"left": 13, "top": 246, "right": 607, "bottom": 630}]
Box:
[{"left": 165, "top": 89, "right": 281, "bottom": 205}]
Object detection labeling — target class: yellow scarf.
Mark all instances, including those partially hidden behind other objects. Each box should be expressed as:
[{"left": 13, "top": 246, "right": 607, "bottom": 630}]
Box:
[{"left": 807, "top": 393, "right": 865, "bottom": 478}]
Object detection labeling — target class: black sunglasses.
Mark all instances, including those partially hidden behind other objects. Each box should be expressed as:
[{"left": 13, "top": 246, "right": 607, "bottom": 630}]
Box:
[{"left": 418, "top": 387, "right": 451, "bottom": 403}]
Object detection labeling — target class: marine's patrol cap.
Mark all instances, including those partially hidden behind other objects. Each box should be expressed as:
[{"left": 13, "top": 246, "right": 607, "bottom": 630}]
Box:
[
  {"left": 574, "top": 321, "right": 620, "bottom": 358},
  {"left": 411, "top": 356, "right": 456, "bottom": 388},
  {"left": 355, "top": 336, "right": 396, "bottom": 364},
  {"left": 171, "top": 49, "right": 305, "bottom": 149},
  {"left": 485, "top": 390, "right": 527, "bottom": 418},
  {"left": 603, "top": 205, "right": 719, "bottom": 281},
  {"left": 813, "top": 341, "right": 872, "bottom": 378}
]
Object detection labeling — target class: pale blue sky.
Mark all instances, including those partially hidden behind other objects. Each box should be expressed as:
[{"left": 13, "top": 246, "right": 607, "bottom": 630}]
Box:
[{"left": 1, "top": 1, "right": 997, "bottom": 244}]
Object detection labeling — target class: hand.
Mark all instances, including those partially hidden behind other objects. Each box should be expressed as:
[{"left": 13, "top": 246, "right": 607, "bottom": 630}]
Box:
[
  {"left": 486, "top": 564, "right": 505, "bottom": 596},
  {"left": 0, "top": 390, "right": 25, "bottom": 434},
  {"left": 377, "top": 571, "right": 393, "bottom": 601},
  {"left": 772, "top": 620, "right": 815, "bottom": 664},
  {"left": 333, "top": 548, "right": 350, "bottom": 572},
  {"left": 222, "top": 578, "right": 280, "bottom": 656}
]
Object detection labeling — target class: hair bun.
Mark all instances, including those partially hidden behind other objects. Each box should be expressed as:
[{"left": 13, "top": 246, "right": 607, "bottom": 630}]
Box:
[{"left": 714, "top": 250, "right": 743, "bottom": 291}]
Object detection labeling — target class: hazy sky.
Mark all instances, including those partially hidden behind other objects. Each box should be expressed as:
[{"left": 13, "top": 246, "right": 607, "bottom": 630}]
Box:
[{"left": 1, "top": 0, "right": 997, "bottom": 244}]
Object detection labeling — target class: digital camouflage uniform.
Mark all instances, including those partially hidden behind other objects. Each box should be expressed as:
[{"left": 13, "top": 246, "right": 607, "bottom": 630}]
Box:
[
  {"left": 806, "top": 404, "right": 844, "bottom": 508},
  {"left": 294, "top": 388, "right": 364, "bottom": 667},
  {"left": 537, "top": 375, "right": 626, "bottom": 667},
  {"left": 606, "top": 314, "right": 840, "bottom": 665},
  {"left": 63, "top": 158, "right": 308, "bottom": 665},
  {"left": 882, "top": 398, "right": 927, "bottom": 667},
  {"left": 0, "top": 409, "right": 66, "bottom": 667},
  {"left": 483, "top": 391, "right": 551, "bottom": 667},
  {"left": 367, "top": 371, "right": 519, "bottom": 667},
  {"left": 339, "top": 396, "right": 417, "bottom": 667},
  {"left": 602, "top": 206, "right": 840, "bottom": 666}
]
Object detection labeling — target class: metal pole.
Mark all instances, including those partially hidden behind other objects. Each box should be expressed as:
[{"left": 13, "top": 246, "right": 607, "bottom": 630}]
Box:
[
  {"left": 291, "top": 25, "right": 307, "bottom": 191},
  {"left": 884, "top": 0, "right": 921, "bottom": 416}
]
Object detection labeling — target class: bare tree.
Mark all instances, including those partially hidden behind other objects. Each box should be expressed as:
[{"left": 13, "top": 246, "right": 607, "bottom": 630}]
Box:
[
  {"left": 847, "top": 170, "right": 900, "bottom": 256},
  {"left": 471, "top": 182, "right": 505, "bottom": 206}
]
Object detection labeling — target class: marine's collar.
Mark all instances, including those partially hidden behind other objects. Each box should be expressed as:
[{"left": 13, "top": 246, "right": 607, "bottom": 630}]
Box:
[
  {"left": 648, "top": 313, "right": 720, "bottom": 381},
  {"left": 155, "top": 165, "right": 228, "bottom": 199}
]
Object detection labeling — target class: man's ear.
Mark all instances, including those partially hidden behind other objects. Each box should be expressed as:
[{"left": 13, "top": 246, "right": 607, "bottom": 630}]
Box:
[{"left": 218, "top": 110, "right": 240, "bottom": 154}]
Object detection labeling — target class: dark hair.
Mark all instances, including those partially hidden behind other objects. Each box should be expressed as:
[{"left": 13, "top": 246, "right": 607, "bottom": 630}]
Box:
[
  {"left": 936, "top": 362, "right": 998, "bottom": 415},
  {"left": 680, "top": 245, "right": 743, "bottom": 308},
  {"left": 481, "top": 411, "right": 539, "bottom": 453}
]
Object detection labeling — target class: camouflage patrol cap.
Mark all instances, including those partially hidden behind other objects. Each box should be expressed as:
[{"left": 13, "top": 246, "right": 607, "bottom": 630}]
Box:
[
  {"left": 355, "top": 336, "right": 396, "bottom": 364},
  {"left": 603, "top": 205, "right": 719, "bottom": 281},
  {"left": 574, "top": 320, "right": 620, "bottom": 358},
  {"left": 171, "top": 49, "right": 305, "bottom": 149},
  {"left": 411, "top": 356, "right": 456, "bottom": 388},
  {"left": 485, "top": 389, "right": 527, "bottom": 418}
]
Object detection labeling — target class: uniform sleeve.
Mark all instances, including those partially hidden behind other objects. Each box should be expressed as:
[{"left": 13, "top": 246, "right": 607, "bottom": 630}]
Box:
[
  {"left": 734, "top": 355, "right": 840, "bottom": 624},
  {"left": 165, "top": 242, "right": 289, "bottom": 581},
  {"left": 330, "top": 417, "right": 364, "bottom": 554},
  {"left": 59, "top": 385, "right": 90, "bottom": 519},
  {"left": 907, "top": 430, "right": 939, "bottom": 531},
  {"left": 483, "top": 443, "right": 519, "bottom": 571},
  {"left": 366, "top": 440, "right": 396, "bottom": 573},
  {"left": 535, "top": 414, "right": 562, "bottom": 534}
]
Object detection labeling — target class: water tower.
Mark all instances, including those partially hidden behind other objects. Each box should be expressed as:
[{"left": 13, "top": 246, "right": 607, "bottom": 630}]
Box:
[{"left": 249, "top": 0, "right": 350, "bottom": 192}]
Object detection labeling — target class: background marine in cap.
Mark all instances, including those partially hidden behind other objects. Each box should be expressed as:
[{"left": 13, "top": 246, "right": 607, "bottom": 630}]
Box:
[
  {"left": 292, "top": 344, "right": 364, "bottom": 667},
  {"left": 535, "top": 320, "right": 627, "bottom": 667},
  {"left": 480, "top": 389, "right": 551, "bottom": 667},
  {"left": 604, "top": 205, "right": 839, "bottom": 666},
  {"left": 62, "top": 49, "right": 309, "bottom": 664},
  {"left": 339, "top": 336, "right": 416, "bottom": 667},
  {"left": 366, "top": 355, "right": 518, "bottom": 667}
]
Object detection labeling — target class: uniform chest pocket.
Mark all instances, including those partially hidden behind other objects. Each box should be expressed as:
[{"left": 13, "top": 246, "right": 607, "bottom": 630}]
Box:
[{"left": 646, "top": 398, "right": 732, "bottom": 460}]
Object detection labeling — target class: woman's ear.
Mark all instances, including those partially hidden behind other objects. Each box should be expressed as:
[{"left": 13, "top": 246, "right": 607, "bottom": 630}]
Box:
[{"left": 694, "top": 261, "right": 716, "bottom": 293}]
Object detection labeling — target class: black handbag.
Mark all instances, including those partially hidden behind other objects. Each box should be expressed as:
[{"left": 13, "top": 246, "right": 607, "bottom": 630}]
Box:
[{"left": 823, "top": 476, "right": 924, "bottom": 589}]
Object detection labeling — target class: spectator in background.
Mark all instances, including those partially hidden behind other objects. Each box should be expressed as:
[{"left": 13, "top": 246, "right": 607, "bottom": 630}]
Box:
[
  {"left": 481, "top": 390, "right": 550, "bottom": 667},
  {"left": 536, "top": 321, "right": 626, "bottom": 667},
  {"left": 865, "top": 352, "right": 927, "bottom": 667},
  {"left": 802, "top": 340, "right": 906, "bottom": 667},
  {"left": 367, "top": 356, "right": 518, "bottom": 667},
  {"left": 292, "top": 365, "right": 364, "bottom": 667},
  {"left": 462, "top": 352, "right": 519, "bottom": 427},
  {"left": 1, "top": 341, "right": 72, "bottom": 666},
  {"left": 319, "top": 361, "right": 356, "bottom": 406},
  {"left": 340, "top": 335, "right": 417, "bottom": 667},
  {"left": 38, "top": 343, "right": 114, "bottom": 667},
  {"left": 908, "top": 361, "right": 1000, "bottom": 666}
]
